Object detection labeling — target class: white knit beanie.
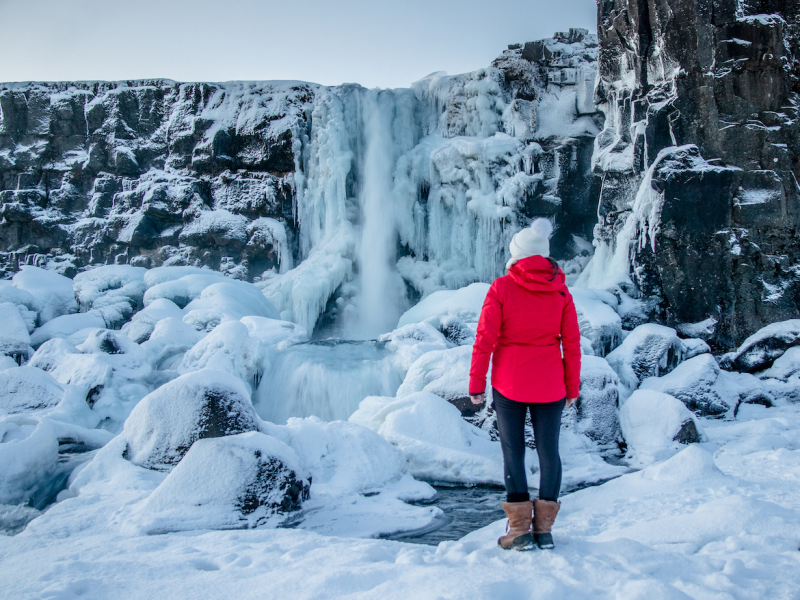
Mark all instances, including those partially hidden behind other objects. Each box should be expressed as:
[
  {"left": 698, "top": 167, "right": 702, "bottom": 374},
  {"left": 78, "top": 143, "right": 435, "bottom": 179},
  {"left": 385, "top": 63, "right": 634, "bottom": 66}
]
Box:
[{"left": 506, "top": 218, "right": 553, "bottom": 269}]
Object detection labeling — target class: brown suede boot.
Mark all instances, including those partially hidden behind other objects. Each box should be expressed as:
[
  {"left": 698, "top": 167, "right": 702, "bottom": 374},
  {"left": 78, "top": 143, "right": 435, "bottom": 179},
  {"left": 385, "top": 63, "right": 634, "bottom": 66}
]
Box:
[
  {"left": 532, "top": 499, "right": 560, "bottom": 549},
  {"left": 497, "top": 501, "right": 533, "bottom": 550}
]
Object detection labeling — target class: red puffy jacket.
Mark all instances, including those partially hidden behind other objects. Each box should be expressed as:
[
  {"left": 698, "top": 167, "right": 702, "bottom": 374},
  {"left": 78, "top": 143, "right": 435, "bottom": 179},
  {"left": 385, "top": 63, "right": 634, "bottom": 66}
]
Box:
[{"left": 469, "top": 255, "right": 581, "bottom": 403}]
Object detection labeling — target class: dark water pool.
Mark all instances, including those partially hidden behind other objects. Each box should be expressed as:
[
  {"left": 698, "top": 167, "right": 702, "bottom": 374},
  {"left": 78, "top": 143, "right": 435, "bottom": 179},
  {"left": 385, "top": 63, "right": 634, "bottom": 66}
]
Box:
[{"left": 385, "top": 473, "right": 626, "bottom": 546}]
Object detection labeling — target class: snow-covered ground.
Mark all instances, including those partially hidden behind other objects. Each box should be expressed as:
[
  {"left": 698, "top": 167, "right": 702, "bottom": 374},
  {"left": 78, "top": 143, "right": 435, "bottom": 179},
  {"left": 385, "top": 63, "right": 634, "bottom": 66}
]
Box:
[
  {"left": 2, "top": 264, "right": 800, "bottom": 599},
  {"left": 2, "top": 404, "right": 799, "bottom": 599}
]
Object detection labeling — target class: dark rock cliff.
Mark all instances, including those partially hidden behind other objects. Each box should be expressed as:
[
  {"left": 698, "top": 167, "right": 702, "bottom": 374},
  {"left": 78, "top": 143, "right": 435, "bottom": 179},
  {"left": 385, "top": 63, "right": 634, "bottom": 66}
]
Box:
[
  {"left": 587, "top": 0, "right": 800, "bottom": 350},
  {"left": 0, "top": 81, "right": 314, "bottom": 279}
]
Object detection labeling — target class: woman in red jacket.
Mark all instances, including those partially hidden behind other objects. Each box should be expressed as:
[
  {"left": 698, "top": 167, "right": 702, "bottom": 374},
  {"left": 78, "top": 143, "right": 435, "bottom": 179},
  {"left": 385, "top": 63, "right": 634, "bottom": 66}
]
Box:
[{"left": 469, "top": 218, "right": 581, "bottom": 551}]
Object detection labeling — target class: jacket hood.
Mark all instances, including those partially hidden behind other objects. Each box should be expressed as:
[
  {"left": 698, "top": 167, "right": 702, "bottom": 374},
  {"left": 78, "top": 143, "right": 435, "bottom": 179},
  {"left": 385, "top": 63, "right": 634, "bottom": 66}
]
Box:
[{"left": 508, "top": 255, "right": 567, "bottom": 292}]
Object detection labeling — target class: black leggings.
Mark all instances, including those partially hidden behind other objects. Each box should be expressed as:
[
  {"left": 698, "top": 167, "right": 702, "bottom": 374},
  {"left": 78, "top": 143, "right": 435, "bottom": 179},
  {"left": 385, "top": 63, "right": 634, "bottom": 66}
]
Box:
[{"left": 493, "top": 388, "right": 565, "bottom": 503}]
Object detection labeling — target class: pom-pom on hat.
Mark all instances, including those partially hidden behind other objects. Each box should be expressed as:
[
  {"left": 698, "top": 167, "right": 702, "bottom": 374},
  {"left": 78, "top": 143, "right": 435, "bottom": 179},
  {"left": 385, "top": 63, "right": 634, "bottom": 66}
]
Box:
[{"left": 507, "top": 218, "right": 553, "bottom": 269}]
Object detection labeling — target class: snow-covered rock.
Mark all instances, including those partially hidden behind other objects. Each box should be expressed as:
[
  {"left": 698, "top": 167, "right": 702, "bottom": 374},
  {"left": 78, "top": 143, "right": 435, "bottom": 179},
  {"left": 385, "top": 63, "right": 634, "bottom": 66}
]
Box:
[
  {"left": 397, "top": 345, "right": 471, "bottom": 402},
  {"left": 240, "top": 316, "right": 309, "bottom": 351},
  {"left": 0, "top": 367, "right": 65, "bottom": 414},
  {"left": 73, "top": 265, "right": 146, "bottom": 329},
  {"left": 122, "top": 297, "right": 185, "bottom": 343},
  {"left": 606, "top": 323, "right": 684, "bottom": 400},
  {"left": 0, "top": 356, "right": 18, "bottom": 372},
  {"left": 619, "top": 390, "right": 704, "bottom": 464},
  {"left": 640, "top": 353, "right": 775, "bottom": 418},
  {"left": 397, "top": 283, "right": 489, "bottom": 327},
  {"left": 681, "top": 337, "right": 711, "bottom": 359},
  {"left": 178, "top": 321, "right": 262, "bottom": 389},
  {"left": 350, "top": 391, "right": 505, "bottom": 485},
  {"left": 0, "top": 283, "right": 38, "bottom": 333},
  {"left": 261, "top": 417, "right": 405, "bottom": 497},
  {"left": 721, "top": 319, "right": 800, "bottom": 373},
  {"left": 123, "top": 370, "right": 260, "bottom": 471},
  {"left": 0, "top": 418, "right": 59, "bottom": 505},
  {"left": 0, "top": 302, "right": 33, "bottom": 361},
  {"left": 11, "top": 266, "right": 77, "bottom": 324},
  {"left": 182, "top": 280, "right": 280, "bottom": 331},
  {"left": 29, "top": 312, "right": 107, "bottom": 347},
  {"left": 570, "top": 288, "right": 622, "bottom": 356},
  {"left": 126, "top": 432, "right": 310, "bottom": 534},
  {"left": 573, "top": 355, "right": 620, "bottom": 444},
  {"left": 760, "top": 346, "right": 800, "bottom": 382},
  {"left": 378, "top": 320, "right": 450, "bottom": 371}
]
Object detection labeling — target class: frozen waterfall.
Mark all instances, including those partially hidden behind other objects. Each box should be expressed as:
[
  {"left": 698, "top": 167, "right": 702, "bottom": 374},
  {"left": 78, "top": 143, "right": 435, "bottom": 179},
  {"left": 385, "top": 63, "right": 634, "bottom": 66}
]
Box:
[{"left": 261, "top": 68, "right": 541, "bottom": 338}]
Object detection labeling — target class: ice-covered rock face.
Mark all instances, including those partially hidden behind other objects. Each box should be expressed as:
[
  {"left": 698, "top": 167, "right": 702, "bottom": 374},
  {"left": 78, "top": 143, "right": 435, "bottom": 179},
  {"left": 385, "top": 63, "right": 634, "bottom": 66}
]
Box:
[
  {"left": 127, "top": 432, "right": 310, "bottom": 534},
  {"left": 123, "top": 370, "right": 260, "bottom": 470},
  {"left": 582, "top": 0, "right": 800, "bottom": 350}
]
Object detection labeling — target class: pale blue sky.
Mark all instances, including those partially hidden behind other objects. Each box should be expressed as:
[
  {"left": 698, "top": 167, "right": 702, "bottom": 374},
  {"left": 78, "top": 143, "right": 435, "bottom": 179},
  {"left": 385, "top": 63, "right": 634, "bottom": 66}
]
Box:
[{"left": 0, "top": 0, "right": 597, "bottom": 88}]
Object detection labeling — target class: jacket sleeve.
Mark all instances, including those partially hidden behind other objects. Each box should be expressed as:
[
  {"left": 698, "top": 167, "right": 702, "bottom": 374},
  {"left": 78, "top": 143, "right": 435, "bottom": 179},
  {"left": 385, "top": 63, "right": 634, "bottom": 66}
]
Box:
[
  {"left": 469, "top": 282, "right": 502, "bottom": 395},
  {"left": 561, "top": 290, "right": 582, "bottom": 399}
]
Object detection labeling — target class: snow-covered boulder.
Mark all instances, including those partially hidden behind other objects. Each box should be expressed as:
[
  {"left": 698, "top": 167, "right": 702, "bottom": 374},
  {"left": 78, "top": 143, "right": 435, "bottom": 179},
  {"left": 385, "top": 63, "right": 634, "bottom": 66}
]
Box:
[
  {"left": 721, "top": 319, "right": 800, "bottom": 373},
  {"left": 178, "top": 321, "right": 262, "bottom": 388},
  {"left": 0, "top": 302, "right": 33, "bottom": 362},
  {"left": 182, "top": 280, "right": 280, "bottom": 331},
  {"left": 240, "top": 316, "right": 309, "bottom": 351},
  {"left": 143, "top": 271, "right": 228, "bottom": 308},
  {"left": 378, "top": 320, "right": 450, "bottom": 370},
  {"left": 397, "top": 345, "right": 471, "bottom": 403},
  {"left": 262, "top": 417, "right": 405, "bottom": 496},
  {"left": 681, "top": 338, "right": 711, "bottom": 359},
  {"left": 0, "top": 418, "right": 59, "bottom": 505},
  {"left": 606, "top": 323, "right": 684, "bottom": 400},
  {"left": 30, "top": 331, "right": 152, "bottom": 421},
  {"left": 397, "top": 282, "right": 489, "bottom": 327},
  {"left": 760, "top": 346, "right": 800, "bottom": 381},
  {"left": 639, "top": 354, "right": 772, "bottom": 418},
  {"left": 758, "top": 347, "right": 800, "bottom": 403},
  {"left": 122, "top": 297, "right": 185, "bottom": 343},
  {"left": 0, "top": 356, "right": 18, "bottom": 372},
  {"left": 123, "top": 370, "right": 260, "bottom": 471},
  {"left": 127, "top": 432, "right": 310, "bottom": 534},
  {"left": 570, "top": 288, "right": 622, "bottom": 356},
  {"left": 11, "top": 266, "right": 78, "bottom": 324},
  {"left": 350, "top": 391, "right": 504, "bottom": 485},
  {"left": 573, "top": 355, "right": 620, "bottom": 444},
  {"left": 428, "top": 315, "right": 476, "bottom": 347},
  {"left": 30, "top": 312, "right": 107, "bottom": 347},
  {"left": 0, "top": 366, "right": 64, "bottom": 414},
  {"left": 73, "top": 265, "right": 147, "bottom": 329},
  {"left": 0, "top": 283, "right": 38, "bottom": 332},
  {"left": 619, "top": 390, "right": 704, "bottom": 464}
]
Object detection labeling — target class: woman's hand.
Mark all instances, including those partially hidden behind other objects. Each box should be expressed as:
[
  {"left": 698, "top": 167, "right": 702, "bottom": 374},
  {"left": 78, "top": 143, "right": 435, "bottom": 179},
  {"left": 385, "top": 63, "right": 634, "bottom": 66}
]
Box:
[
  {"left": 566, "top": 397, "right": 577, "bottom": 408},
  {"left": 470, "top": 393, "right": 486, "bottom": 405}
]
